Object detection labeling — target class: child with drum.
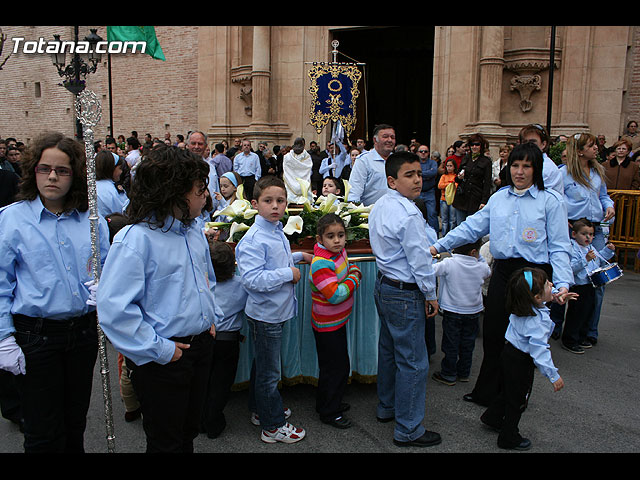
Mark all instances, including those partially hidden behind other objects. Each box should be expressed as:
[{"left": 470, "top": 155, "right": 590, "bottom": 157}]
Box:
[{"left": 562, "top": 218, "right": 616, "bottom": 354}]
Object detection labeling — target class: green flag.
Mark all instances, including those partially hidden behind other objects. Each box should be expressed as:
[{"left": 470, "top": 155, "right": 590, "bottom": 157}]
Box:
[{"left": 106, "top": 26, "right": 165, "bottom": 61}]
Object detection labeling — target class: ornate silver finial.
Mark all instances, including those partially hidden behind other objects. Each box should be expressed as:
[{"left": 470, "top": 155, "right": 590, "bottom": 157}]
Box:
[{"left": 75, "top": 89, "right": 102, "bottom": 128}]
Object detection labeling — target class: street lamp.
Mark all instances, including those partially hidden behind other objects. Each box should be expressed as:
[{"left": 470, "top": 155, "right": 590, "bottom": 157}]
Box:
[{"left": 50, "top": 27, "right": 103, "bottom": 138}]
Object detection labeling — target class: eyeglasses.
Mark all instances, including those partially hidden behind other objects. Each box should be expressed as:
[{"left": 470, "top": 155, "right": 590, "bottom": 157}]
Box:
[
  {"left": 469, "top": 142, "right": 482, "bottom": 147},
  {"left": 418, "top": 149, "right": 429, "bottom": 153},
  {"left": 35, "top": 165, "right": 72, "bottom": 176}
]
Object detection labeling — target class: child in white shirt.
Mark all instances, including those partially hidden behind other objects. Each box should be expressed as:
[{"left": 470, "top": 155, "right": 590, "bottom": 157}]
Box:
[{"left": 431, "top": 240, "right": 491, "bottom": 386}]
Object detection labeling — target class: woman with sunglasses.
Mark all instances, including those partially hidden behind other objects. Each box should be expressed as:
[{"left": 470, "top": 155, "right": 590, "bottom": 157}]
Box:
[
  {"left": 451, "top": 133, "right": 493, "bottom": 225},
  {"left": 0, "top": 132, "right": 110, "bottom": 452}
]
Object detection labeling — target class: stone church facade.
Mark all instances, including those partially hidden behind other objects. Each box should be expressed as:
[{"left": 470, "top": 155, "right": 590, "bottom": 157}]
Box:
[{"left": 0, "top": 25, "right": 637, "bottom": 157}]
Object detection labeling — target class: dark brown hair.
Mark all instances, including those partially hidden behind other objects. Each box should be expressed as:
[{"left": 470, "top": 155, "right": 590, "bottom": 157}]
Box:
[
  {"left": 316, "top": 212, "right": 346, "bottom": 237},
  {"left": 506, "top": 267, "right": 548, "bottom": 317},
  {"left": 207, "top": 240, "right": 236, "bottom": 282},
  {"left": 16, "top": 131, "right": 89, "bottom": 212},
  {"left": 125, "top": 144, "right": 209, "bottom": 229},
  {"left": 252, "top": 175, "right": 287, "bottom": 201},
  {"left": 95, "top": 150, "right": 124, "bottom": 181}
]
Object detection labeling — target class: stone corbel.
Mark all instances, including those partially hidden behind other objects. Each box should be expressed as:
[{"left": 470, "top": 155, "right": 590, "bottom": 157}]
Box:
[
  {"left": 510, "top": 73, "right": 541, "bottom": 113},
  {"left": 231, "top": 65, "right": 253, "bottom": 116},
  {"left": 504, "top": 47, "right": 560, "bottom": 113}
]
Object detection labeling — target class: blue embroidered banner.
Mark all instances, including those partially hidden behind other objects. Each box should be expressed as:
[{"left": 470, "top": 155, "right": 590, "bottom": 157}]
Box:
[{"left": 308, "top": 63, "right": 361, "bottom": 136}]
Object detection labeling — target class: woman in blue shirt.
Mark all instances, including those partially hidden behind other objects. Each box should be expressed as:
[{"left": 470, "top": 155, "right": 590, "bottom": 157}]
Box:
[
  {"left": 559, "top": 133, "right": 615, "bottom": 346},
  {"left": 95, "top": 150, "right": 128, "bottom": 218},
  {"left": 431, "top": 142, "right": 573, "bottom": 408},
  {"left": 0, "top": 132, "right": 110, "bottom": 452}
]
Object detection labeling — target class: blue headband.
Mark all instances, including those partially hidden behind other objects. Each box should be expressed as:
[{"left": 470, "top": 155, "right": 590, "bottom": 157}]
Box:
[
  {"left": 222, "top": 172, "right": 238, "bottom": 187},
  {"left": 524, "top": 270, "right": 533, "bottom": 290}
]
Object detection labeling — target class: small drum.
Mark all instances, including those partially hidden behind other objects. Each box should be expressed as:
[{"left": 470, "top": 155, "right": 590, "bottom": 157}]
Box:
[{"left": 589, "top": 263, "right": 623, "bottom": 287}]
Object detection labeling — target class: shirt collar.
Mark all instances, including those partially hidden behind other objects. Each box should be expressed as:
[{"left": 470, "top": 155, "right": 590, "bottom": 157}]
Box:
[
  {"left": 30, "top": 195, "right": 79, "bottom": 223},
  {"left": 507, "top": 184, "right": 540, "bottom": 199},
  {"left": 254, "top": 214, "right": 283, "bottom": 232}
]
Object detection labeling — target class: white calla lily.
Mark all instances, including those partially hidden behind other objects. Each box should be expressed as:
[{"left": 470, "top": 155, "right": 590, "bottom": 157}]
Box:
[
  {"left": 205, "top": 221, "right": 231, "bottom": 229},
  {"left": 213, "top": 199, "right": 252, "bottom": 218},
  {"left": 283, "top": 215, "right": 304, "bottom": 235},
  {"left": 242, "top": 208, "right": 259, "bottom": 219},
  {"left": 342, "top": 179, "right": 351, "bottom": 201},
  {"left": 227, "top": 222, "right": 251, "bottom": 242}
]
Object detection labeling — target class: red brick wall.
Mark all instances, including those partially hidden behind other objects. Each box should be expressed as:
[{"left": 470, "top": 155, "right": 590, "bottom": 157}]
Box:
[{"left": 0, "top": 25, "right": 199, "bottom": 146}]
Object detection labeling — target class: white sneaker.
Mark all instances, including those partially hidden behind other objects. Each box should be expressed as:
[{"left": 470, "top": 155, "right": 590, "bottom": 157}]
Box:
[
  {"left": 261, "top": 422, "right": 306, "bottom": 444},
  {"left": 250, "top": 407, "right": 291, "bottom": 426}
]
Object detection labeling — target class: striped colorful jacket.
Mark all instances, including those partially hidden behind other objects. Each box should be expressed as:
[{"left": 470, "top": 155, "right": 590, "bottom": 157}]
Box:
[{"left": 309, "top": 243, "right": 361, "bottom": 332}]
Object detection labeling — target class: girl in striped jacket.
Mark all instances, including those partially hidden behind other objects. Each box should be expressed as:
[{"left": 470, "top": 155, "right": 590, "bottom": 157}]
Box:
[{"left": 309, "top": 213, "right": 361, "bottom": 429}]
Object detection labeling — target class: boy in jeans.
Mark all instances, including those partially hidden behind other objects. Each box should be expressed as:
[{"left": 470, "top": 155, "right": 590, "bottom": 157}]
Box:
[
  {"left": 368, "top": 150, "right": 441, "bottom": 448},
  {"left": 431, "top": 240, "right": 492, "bottom": 386},
  {"left": 235, "top": 176, "right": 312, "bottom": 443}
]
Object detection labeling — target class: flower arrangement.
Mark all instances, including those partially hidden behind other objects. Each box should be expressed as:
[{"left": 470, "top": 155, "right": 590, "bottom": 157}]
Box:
[{"left": 205, "top": 178, "right": 371, "bottom": 246}]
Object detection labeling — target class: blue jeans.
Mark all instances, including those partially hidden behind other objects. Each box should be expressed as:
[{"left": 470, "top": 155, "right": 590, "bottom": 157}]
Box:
[
  {"left": 247, "top": 317, "right": 285, "bottom": 431},
  {"left": 419, "top": 190, "right": 439, "bottom": 233},
  {"left": 439, "top": 200, "right": 456, "bottom": 236},
  {"left": 439, "top": 310, "right": 480, "bottom": 381},
  {"left": 455, "top": 207, "right": 469, "bottom": 226},
  {"left": 374, "top": 278, "right": 429, "bottom": 442}
]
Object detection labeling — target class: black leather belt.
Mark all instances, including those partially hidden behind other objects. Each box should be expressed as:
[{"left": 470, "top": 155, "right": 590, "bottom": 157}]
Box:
[
  {"left": 170, "top": 329, "right": 210, "bottom": 343},
  {"left": 215, "top": 330, "right": 244, "bottom": 342},
  {"left": 377, "top": 272, "right": 419, "bottom": 290}
]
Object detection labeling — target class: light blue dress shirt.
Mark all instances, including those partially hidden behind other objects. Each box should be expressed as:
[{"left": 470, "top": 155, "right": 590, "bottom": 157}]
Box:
[
  {"left": 320, "top": 142, "right": 348, "bottom": 178},
  {"left": 505, "top": 305, "right": 560, "bottom": 383},
  {"left": 235, "top": 215, "right": 304, "bottom": 323},
  {"left": 433, "top": 185, "right": 573, "bottom": 290},
  {"left": 543, "top": 153, "right": 564, "bottom": 195},
  {"left": 233, "top": 151, "right": 262, "bottom": 180},
  {"left": 96, "top": 179, "right": 128, "bottom": 217},
  {"left": 570, "top": 239, "right": 615, "bottom": 286},
  {"left": 347, "top": 148, "right": 390, "bottom": 206},
  {"left": 96, "top": 215, "right": 222, "bottom": 366},
  {"left": 0, "top": 197, "right": 110, "bottom": 340},
  {"left": 368, "top": 189, "right": 437, "bottom": 300},
  {"left": 560, "top": 165, "right": 614, "bottom": 222},
  {"left": 213, "top": 275, "right": 247, "bottom": 332}
]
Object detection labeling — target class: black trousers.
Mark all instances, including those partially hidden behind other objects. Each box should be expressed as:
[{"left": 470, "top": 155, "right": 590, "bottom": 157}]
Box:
[
  {"left": 201, "top": 332, "right": 241, "bottom": 438},
  {"left": 470, "top": 258, "right": 552, "bottom": 406},
  {"left": 13, "top": 312, "right": 98, "bottom": 453},
  {"left": 481, "top": 342, "right": 535, "bottom": 448},
  {"left": 127, "top": 330, "right": 213, "bottom": 453},
  {"left": 562, "top": 283, "right": 596, "bottom": 347},
  {"left": 313, "top": 325, "right": 350, "bottom": 422}
]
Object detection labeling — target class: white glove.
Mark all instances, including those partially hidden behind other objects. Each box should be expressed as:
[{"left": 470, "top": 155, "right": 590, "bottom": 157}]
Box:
[
  {"left": 0, "top": 336, "right": 26, "bottom": 375},
  {"left": 85, "top": 279, "right": 98, "bottom": 306}
]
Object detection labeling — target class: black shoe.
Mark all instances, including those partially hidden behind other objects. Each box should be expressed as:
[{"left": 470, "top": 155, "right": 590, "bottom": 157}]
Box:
[
  {"left": 587, "top": 336, "right": 597, "bottom": 346},
  {"left": 579, "top": 339, "right": 593, "bottom": 349},
  {"left": 499, "top": 437, "right": 532, "bottom": 451},
  {"left": 480, "top": 415, "right": 502, "bottom": 433},
  {"left": 376, "top": 415, "right": 395, "bottom": 423},
  {"left": 561, "top": 343, "right": 584, "bottom": 354},
  {"left": 393, "top": 430, "right": 442, "bottom": 448},
  {"left": 124, "top": 408, "right": 142, "bottom": 422},
  {"left": 339, "top": 402, "right": 351, "bottom": 413},
  {"left": 432, "top": 371, "right": 456, "bottom": 386},
  {"left": 322, "top": 415, "right": 352, "bottom": 429}
]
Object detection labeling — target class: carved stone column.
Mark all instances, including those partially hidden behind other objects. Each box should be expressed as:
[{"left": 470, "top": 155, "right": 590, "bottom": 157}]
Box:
[
  {"left": 251, "top": 26, "right": 270, "bottom": 128},
  {"left": 477, "top": 26, "right": 505, "bottom": 128}
]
